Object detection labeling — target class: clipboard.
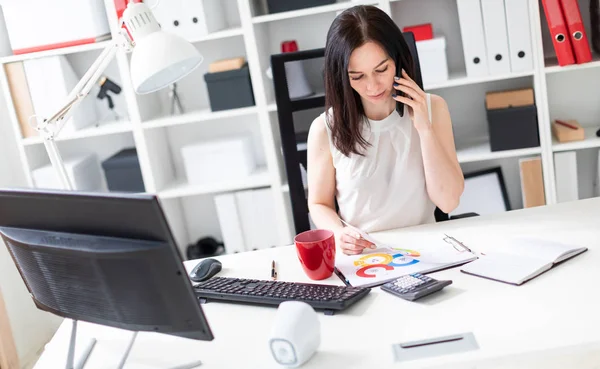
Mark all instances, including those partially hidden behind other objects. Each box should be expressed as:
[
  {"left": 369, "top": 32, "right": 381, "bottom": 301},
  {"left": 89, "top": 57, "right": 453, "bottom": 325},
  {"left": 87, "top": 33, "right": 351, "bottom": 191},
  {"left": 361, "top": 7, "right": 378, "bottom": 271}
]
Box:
[{"left": 334, "top": 221, "right": 479, "bottom": 288}]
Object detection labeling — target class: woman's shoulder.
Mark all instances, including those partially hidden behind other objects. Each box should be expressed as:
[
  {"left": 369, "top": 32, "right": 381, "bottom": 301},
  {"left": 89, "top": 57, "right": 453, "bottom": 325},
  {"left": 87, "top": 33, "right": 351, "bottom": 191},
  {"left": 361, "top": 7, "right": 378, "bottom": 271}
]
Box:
[{"left": 429, "top": 94, "right": 449, "bottom": 112}]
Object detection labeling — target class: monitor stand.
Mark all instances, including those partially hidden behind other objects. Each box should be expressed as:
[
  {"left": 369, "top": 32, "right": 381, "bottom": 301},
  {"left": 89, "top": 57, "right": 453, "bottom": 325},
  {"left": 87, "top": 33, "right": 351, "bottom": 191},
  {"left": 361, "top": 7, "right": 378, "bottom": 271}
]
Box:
[
  {"left": 66, "top": 320, "right": 203, "bottom": 369},
  {"left": 66, "top": 320, "right": 96, "bottom": 369}
]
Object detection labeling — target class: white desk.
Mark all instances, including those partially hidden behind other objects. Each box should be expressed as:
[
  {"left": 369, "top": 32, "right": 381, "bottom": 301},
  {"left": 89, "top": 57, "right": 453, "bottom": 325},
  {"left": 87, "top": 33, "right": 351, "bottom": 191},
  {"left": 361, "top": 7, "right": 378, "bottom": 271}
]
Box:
[{"left": 33, "top": 199, "right": 600, "bottom": 369}]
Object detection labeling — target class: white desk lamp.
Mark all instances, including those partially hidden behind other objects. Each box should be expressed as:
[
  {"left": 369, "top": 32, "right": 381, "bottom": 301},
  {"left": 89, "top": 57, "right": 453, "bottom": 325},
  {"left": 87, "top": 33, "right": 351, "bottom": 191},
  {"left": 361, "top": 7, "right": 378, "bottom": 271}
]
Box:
[
  {"left": 32, "top": 3, "right": 203, "bottom": 368},
  {"left": 35, "top": 1, "right": 203, "bottom": 191}
]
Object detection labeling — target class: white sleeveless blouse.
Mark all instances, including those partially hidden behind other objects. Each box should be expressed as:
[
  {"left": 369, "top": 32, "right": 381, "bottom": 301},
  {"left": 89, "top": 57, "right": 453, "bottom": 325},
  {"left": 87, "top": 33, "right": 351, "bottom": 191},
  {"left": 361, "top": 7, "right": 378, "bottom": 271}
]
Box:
[{"left": 322, "top": 94, "right": 436, "bottom": 233}]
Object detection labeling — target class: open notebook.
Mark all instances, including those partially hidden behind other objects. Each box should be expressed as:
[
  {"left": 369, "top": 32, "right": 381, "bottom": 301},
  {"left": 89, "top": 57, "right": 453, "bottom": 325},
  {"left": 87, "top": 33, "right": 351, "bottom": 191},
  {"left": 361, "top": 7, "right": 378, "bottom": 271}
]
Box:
[
  {"left": 334, "top": 225, "right": 478, "bottom": 288},
  {"left": 460, "top": 238, "right": 587, "bottom": 285}
]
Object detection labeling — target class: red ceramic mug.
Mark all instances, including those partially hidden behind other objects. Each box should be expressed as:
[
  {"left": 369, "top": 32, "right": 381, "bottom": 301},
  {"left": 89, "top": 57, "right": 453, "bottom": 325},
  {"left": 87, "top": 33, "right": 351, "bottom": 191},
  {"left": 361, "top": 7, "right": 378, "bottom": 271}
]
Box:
[{"left": 294, "top": 229, "right": 336, "bottom": 280}]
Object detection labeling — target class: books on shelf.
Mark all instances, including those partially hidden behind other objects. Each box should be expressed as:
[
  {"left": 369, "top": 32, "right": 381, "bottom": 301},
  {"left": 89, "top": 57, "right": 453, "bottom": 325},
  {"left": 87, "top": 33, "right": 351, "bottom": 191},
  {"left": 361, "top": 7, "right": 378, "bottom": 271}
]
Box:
[{"left": 461, "top": 237, "right": 587, "bottom": 285}]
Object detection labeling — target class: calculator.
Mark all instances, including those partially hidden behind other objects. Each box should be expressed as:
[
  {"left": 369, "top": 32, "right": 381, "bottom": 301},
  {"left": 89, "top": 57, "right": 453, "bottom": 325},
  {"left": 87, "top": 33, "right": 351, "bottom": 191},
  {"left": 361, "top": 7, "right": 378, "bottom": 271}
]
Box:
[{"left": 381, "top": 273, "right": 452, "bottom": 301}]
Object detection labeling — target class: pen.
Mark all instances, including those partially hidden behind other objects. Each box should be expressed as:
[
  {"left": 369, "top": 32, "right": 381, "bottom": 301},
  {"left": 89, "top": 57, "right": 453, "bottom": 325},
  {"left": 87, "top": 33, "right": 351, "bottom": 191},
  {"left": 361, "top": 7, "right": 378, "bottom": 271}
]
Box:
[
  {"left": 555, "top": 119, "right": 578, "bottom": 130},
  {"left": 271, "top": 260, "right": 277, "bottom": 280}
]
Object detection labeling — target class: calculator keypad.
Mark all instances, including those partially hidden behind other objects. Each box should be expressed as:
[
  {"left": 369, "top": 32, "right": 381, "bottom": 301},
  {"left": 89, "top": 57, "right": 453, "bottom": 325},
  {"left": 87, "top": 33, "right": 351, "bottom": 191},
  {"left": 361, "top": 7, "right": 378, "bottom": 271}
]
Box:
[
  {"left": 380, "top": 273, "right": 452, "bottom": 301},
  {"left": 387, "top": 273, "right": 432, "bottom": 293}
]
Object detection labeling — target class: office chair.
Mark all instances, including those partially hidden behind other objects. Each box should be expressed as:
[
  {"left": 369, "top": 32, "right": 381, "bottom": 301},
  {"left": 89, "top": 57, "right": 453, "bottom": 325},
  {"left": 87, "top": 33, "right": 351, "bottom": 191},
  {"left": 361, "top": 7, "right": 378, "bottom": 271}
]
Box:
[{"left": 271, "top": 32, "right": 475, "bottom": 235}]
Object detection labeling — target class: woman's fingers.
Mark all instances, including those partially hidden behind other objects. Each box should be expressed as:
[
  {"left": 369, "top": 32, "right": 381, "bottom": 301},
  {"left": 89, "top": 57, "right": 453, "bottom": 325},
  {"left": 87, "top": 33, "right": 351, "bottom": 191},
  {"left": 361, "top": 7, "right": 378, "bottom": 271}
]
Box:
[
  {"left": 392, "top": 94, "right": 416, "bottom": 108},
  {"left": 393, "top": 84, "right": 424, "bottom": 103},
  {"left": 341, "top": 233, "right": 375, "bottom": 249},
  {"left": 341, "top": 242, "right": 367, "bottom": 255}
]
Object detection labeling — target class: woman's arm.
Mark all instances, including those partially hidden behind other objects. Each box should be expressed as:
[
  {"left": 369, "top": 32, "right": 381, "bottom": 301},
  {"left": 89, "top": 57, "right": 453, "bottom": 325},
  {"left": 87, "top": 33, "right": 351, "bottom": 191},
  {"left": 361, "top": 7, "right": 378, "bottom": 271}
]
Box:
[
  {"left": 306, "top": 116, "right": 375, "bottom": 254},
  {"left": 306, "top": 116, "right": 343, "bottom": 232},
  {"left": 393, "top": 70, "right": 464, "bottom": 213},
  {"left": 418, "top": 95, "right": 464, "bottom": 213}
]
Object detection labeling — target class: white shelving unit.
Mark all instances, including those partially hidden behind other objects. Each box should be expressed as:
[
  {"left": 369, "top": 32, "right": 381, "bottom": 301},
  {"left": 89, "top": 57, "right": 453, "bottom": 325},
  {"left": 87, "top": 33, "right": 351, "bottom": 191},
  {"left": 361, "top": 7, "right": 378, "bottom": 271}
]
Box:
[{"left": 1, "top": 0, "right": 599, "bottom": 256}]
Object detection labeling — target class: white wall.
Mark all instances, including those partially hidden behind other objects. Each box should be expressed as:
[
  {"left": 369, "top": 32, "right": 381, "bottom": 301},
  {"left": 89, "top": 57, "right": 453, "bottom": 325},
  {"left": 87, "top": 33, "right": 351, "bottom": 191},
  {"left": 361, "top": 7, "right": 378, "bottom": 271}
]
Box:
[{"left": 0, "top": 87, "right": 63, "bottom": 368}]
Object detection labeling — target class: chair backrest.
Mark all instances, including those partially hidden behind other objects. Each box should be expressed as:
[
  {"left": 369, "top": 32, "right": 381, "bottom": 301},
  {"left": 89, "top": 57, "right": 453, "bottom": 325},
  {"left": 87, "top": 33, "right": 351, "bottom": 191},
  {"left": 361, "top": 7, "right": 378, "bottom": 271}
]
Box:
[{"left": 271, "top": 31, "right": 448, "bottom": 235}]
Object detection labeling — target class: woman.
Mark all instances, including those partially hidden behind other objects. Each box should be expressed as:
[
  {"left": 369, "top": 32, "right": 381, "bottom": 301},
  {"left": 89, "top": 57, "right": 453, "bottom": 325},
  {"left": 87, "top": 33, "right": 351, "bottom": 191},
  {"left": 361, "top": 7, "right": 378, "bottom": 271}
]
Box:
[{"left": 306, "top": 5, "right": 464, "bottom": 255}]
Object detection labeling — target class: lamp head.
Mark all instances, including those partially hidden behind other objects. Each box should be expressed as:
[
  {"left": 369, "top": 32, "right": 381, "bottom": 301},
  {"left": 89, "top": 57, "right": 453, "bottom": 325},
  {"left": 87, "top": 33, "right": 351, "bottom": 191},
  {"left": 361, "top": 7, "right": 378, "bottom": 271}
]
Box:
[{"left": 122, "top": 2, "right": 203, "bottom": 94}]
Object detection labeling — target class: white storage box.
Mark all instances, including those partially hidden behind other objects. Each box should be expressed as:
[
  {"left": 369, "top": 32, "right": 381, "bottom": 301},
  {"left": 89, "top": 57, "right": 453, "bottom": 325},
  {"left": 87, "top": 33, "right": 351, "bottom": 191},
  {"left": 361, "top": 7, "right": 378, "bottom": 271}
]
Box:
[
  {"left": 0, "top": 0, "right": 110, "bottom": 54},
  {"left": 23, "top": 55, "right": 98, "bottom": 134},
  {"left": 181, "top": 136, "right": 257, "bottom": 185},
  {"left": 416, "top": 37, "right": 449, "bottom": 86},
  {"left": 32, "top": 153, "right": 105, "bottom": 191},
  {"left": 153, "top": 0, "right": 227, "bottom": 41}
]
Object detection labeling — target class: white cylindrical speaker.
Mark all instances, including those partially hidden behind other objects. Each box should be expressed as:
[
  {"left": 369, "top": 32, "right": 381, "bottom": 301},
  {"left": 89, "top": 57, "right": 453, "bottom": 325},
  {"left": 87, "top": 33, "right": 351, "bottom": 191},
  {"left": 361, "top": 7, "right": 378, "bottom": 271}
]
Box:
[{"left": 268, "top": 301, "right": 320, "bottom": 368}]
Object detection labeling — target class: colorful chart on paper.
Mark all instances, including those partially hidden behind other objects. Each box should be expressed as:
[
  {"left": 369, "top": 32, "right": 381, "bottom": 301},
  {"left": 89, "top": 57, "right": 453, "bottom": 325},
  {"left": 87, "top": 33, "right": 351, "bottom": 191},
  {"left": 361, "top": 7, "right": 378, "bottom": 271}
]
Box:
[{"left": 335, "top": 239, "right": 478, "bottom": 288}]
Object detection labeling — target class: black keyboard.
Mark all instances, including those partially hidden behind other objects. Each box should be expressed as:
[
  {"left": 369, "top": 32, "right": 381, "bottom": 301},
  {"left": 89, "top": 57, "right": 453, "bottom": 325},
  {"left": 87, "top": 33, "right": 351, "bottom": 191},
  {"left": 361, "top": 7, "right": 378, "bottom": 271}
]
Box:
[{"left": 193, "top": 277, "right": 370, "bottom": 315}]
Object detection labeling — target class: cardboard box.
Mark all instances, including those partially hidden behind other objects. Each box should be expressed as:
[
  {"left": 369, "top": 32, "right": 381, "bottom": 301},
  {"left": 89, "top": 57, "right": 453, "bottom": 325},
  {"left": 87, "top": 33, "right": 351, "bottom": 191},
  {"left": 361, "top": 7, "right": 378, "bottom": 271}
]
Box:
[
  {"left": 209, "top": 57, "right": 247, "bottom": 73},
  {"left": 552, "top": 120, "right": 585, "bottom": 143},
  {"left": 486, "top": 88, "right": 535, "bottom": 110}
]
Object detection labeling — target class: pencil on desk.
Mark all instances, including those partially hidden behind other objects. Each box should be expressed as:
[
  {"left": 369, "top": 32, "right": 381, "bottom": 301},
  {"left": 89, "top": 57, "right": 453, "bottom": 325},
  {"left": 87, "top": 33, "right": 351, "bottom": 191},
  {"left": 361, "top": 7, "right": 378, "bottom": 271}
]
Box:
[{"left": 271, "top": 260, "right": 277, "bottom": 280}]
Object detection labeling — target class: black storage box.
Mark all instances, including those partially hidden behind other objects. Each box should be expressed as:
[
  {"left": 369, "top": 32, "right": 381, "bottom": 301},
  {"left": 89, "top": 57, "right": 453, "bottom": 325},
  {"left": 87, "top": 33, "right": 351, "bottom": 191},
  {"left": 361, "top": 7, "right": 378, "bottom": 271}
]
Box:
[
  {"left": 204, "top": 65, "right": 255, "bottom": 112},
  {"left": 101, "top": 148, "right": 145, "bottom": 193},
  {"left": 266, "top": 0, "right": 336, "bottom": 14},
  {"left": 486, "top": 105, "right": 540, "bottom": 152}
]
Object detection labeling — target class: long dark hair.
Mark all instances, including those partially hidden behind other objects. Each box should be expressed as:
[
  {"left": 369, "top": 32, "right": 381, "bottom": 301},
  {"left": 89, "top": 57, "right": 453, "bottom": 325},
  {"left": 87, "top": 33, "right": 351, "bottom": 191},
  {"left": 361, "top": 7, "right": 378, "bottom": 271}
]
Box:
[{"left": 324, "top": 5, "right": 416, "bottom": 157}]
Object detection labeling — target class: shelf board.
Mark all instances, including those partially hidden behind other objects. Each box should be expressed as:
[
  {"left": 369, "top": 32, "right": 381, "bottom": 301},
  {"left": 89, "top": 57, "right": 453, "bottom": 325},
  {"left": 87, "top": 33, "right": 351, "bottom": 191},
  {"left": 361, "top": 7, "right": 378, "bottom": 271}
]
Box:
[
  {"left": 0, "top": 39, "right": 113, "bottom": 64},
  {"left": 21, "top": 120, "right": 132, "bottom": 146},
  {"left": 143, "top": 106, "right": 259, "bottom": 129},
  {"left": 456, "top": 139, "right": 542, "bottom": 163},
  {"left": 545, "top": 54, "right": 600, "bottom": 74},
  {"left": 252, "top": 1, "right": 378, "bottom": 24},
  {"left": 425, "top": 70, "right": 534, "bottom": 90},
  {"left": 189, "top": 27, "right": 244, "bottom": 43},
  {"left": 268, "top": 69, "right": 533, "bottom": 113},
  {"left": 158, "top": 168, "right": 271, "bottom": 199},
  {"left": 552, "top": 127, "right": 600, "bottom": 152}
]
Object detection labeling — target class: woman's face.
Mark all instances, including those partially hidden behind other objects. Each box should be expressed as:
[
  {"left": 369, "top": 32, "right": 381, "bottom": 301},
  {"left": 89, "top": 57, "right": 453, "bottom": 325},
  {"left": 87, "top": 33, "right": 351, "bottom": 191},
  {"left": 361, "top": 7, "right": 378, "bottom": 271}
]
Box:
[{"left": 347, "top": 41, "right": 396, "bottom": 105}]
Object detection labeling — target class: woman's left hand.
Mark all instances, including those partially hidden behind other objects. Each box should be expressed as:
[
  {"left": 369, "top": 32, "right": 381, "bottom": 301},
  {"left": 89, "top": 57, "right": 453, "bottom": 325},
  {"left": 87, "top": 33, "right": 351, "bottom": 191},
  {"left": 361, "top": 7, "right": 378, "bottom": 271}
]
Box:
[{"left": 392, "top": 69, "right": 431, "bottom": 133}]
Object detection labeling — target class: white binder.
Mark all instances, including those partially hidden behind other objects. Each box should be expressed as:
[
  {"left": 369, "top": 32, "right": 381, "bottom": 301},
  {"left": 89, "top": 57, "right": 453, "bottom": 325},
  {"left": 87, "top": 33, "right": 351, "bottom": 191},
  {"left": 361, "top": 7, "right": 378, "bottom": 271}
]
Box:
[
  {"left": 554, "top": 151, "right": 579, "bottom": 203},
  {"left": 456, "top": 0, "right": 489, "bottom": 77},
  {"left": 214, "top": 193, "right": 246, "bottom": 254},
  {"left": 481, "top": 0, "right": 512, "bottom": 75},
  {"left": 236, "top": 189, "right": 280, "bottom": 251},
  {"left": 153, "top": 0, "right": 226, "bottom": 41},
  {"left": 504, "top": 0, "right": 534, "bottom": 72}
]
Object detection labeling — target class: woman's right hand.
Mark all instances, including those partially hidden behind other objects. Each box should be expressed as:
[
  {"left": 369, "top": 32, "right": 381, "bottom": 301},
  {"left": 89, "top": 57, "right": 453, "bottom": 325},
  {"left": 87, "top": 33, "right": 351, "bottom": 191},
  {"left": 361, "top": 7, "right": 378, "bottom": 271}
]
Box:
[{"left": 336, "top": 227, "right": 377, "bottom": 255}]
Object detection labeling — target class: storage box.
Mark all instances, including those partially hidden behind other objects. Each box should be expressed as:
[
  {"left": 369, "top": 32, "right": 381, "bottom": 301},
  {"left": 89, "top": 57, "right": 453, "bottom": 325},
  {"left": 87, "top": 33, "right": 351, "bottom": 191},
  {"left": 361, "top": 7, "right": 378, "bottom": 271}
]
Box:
[
  {"left": 551, "top": 120, "right": 585, "bottom": 143},
  {"left": 416, "top": 37, "right": 449, "bottom": 86},
  {"left": 486, "top": 88, "right": 535, "bottom": 110},
  {"left": 101, "top": 148, "right": 145, "bottom": 193},
  {"left": 486, "top": 105, "right": 540, "bottom": 151},
  {"left": 403, "top": 23, "right": 433, "bottom": 41},
  {"left": 266, "top": 0, "right": 336, "bottom": 14},
  {"left": 32, "top": 153, "right": 104, "bottom": 191},
  {"left": 1, "top": 0, "right": 110, "bottom": 54},
  {"left": 152, "top": 0, "right": 227, "bottom": 41},
  {"left": 181, "top": 136, "right": 257, "bottom": 185},
  {"left": 204, "top": 65, "right": 255, "bottom": 111}
]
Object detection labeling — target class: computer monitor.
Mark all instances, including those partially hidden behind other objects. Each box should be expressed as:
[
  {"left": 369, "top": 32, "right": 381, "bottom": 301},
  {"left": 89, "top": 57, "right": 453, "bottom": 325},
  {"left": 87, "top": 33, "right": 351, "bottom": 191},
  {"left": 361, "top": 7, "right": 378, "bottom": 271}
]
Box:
[{"left": 0, "top": 188, "right": 214, "bottom": 341}]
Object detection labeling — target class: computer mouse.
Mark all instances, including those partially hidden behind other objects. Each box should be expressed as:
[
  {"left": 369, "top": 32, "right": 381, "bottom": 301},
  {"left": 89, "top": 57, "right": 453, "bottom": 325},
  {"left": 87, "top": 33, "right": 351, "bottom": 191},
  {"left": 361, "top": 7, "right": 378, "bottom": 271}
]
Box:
[
  {"left": 596, "top": 128, "right": 600, "bottom": 137},
  {"left": 189, "top": 258, "right": 222, "bottom": 282}
]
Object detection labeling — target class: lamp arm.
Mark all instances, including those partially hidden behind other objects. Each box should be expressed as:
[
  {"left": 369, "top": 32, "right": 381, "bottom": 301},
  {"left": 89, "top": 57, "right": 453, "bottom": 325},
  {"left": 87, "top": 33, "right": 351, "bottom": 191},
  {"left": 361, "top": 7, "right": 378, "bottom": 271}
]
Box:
[
  {"left": 35, "top": 30, "right": 132, "bottom": 191},
  {"left": 36, "top": 38, "right": 123, "bottom": 139}
]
